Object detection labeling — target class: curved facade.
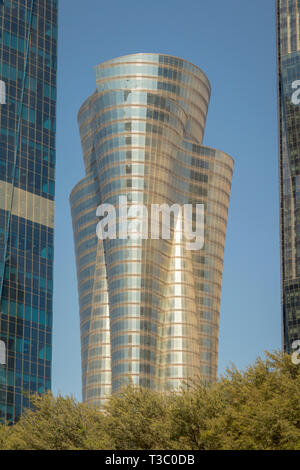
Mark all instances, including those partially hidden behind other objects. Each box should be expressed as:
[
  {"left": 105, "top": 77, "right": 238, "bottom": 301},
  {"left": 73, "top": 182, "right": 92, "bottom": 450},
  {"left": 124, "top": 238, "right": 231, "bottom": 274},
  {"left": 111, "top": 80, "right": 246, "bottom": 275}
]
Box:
[
  {"left": 277, "top": 0, "right": 300, "bottom": 352},
  {"left": 70, "top": 53, "right": 234, "bottom": 407}
]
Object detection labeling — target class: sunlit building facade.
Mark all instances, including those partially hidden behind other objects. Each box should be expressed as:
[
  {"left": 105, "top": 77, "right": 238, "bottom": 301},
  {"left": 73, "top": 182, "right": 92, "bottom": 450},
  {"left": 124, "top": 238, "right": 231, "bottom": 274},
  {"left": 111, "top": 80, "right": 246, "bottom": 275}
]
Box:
[
  {"left": 0, "top": 0, "right": 57, "bottom": 422},
  {"left": 277, "top": 0, "right": 300, "bottom": 352},
  {"left": 70, "top": 53, "right": 233, "bottom": 407}
]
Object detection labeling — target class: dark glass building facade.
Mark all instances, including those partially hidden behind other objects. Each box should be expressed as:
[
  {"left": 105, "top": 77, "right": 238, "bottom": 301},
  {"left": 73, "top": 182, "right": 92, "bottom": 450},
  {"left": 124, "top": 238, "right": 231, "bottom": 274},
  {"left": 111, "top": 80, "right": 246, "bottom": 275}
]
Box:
[
  {"left": 70, "top": 54, "right": 233, "bottom": 408},
  {"left": 0, "top": 0, "right": 57, "bottom": 422},
  {"left": 277, "top": 0, "right": 300, "bottom": 352}
]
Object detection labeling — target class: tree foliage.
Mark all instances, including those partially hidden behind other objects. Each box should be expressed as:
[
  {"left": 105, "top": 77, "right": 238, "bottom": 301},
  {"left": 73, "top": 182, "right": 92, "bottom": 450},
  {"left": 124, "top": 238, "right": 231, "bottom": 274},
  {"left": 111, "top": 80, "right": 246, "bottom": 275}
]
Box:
[{"left": 0, "top": 351, "right": 300, "bottom": 450}]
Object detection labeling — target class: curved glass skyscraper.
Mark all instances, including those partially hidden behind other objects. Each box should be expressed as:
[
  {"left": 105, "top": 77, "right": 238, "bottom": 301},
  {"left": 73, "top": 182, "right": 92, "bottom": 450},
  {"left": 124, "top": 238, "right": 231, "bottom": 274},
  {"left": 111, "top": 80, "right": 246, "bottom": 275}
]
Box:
[
  {"left": 0, "top": 0, "right": 57, "bottom": 422},
  {"left": 277, "top": 0, "right": 300, "bottom": 352},
  {"left": 70, "top": 54, "right": 233, "bottom": 407}
]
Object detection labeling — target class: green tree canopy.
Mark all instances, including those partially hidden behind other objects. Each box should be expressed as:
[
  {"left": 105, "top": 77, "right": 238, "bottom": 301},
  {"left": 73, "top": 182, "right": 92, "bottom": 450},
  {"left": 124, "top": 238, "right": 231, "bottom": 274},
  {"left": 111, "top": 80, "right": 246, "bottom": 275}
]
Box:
[{"left": 0, "top": 351, "right": 299, "bottom": 450}]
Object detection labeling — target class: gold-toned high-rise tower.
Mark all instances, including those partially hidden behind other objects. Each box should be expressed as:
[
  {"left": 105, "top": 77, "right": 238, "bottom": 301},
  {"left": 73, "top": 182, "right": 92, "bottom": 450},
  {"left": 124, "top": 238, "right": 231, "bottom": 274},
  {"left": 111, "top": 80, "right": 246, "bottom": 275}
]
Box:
[{"left": 70, "top": 54, "right": 234, "bottom": 407}]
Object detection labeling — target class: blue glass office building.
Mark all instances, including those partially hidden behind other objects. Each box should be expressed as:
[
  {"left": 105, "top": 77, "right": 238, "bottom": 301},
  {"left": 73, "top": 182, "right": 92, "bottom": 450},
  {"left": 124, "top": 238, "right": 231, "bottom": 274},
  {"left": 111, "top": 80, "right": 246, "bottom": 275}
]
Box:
[{"left": 0, "top": 0, "right": 57, "bottom": 422}]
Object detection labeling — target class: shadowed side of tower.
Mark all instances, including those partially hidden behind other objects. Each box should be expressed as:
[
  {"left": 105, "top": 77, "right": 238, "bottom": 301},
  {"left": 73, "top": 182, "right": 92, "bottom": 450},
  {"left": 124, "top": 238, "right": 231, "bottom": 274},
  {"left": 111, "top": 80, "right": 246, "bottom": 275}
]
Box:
[{"left": 277, "top": 0, "right": 300, "bottom": 352}]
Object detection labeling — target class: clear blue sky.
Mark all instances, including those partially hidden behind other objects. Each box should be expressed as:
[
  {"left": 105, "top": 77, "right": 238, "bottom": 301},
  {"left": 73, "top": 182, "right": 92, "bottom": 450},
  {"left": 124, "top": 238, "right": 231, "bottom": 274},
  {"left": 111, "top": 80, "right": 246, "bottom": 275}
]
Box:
[{"left": 52, "top": 0, "right": 279, "bottom": 400}]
